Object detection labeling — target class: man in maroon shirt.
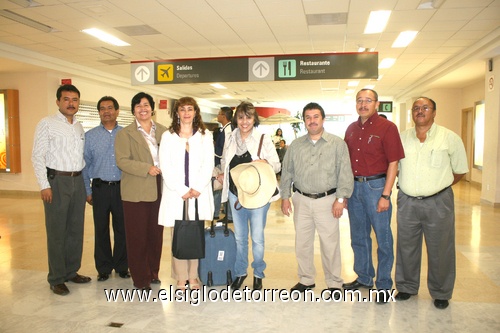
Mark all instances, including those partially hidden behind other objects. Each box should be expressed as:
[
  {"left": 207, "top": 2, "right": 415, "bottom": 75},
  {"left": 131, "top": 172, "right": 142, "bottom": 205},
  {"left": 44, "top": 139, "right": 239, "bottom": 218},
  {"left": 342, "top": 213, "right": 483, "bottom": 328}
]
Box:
[{"left": 343, "top": 89, "right": 405, "bottom": 303}]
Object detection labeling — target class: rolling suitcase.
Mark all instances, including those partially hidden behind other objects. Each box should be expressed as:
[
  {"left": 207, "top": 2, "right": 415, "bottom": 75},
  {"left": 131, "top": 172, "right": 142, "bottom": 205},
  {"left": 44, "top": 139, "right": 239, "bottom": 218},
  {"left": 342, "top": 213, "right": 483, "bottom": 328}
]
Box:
[{"left": 198, "top": 210, "right": 236, "bottom": 287}]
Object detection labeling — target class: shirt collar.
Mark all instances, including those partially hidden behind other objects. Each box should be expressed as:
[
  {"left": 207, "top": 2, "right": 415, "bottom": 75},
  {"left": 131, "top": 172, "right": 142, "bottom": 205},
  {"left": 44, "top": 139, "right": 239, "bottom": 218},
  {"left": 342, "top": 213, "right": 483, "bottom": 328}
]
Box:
[
  {"left": 99, "top": 122, "right": 119, "bottom": 130},
  {"left": 135, "top": 119, "right": 155, "bottom": 130},
  {"left": 357, "top": 112, "right": 380, "bottom": 127},
  {"left": 56, "top": 111, "right": 76, "bottom": 124}
]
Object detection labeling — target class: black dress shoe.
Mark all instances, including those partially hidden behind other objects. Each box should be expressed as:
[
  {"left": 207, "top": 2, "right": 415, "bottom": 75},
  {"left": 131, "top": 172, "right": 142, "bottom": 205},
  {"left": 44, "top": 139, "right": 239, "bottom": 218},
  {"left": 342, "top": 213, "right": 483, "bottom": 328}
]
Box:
[
  {"left": 434, "top": 299, "right": 449, "bottom": 309},
  {"left": 342, "top": 279, "right": 372, "bottom": 290},
  {"left": 327, "top": 288, "right": 342, "bottom": 301},
  {"left": 151, "top": 278, "right": 161, "bottom": 284},
  {"left": 118, "top": 271, "right": 131, "bottom": 278},
  {"left": 67, "top": 273, "right": 91, "bottom": 284},
  {"left": 395, "top": 292, "right": 414, "bottom": 301},
  {"left": 290, "top": 282, "right": 315, "bottom": 293},
  {"left": 253, "top": 277, "right": 262, "bottom": 290},
  {"left": 97, "top": 273, "right": 109, "bottom": 281},
  {"left": 50, "top": 283, "right": 69, "bottom": 296},
  {"left": 376, "top": 290, "right": 392, "bottom": 304},
  {"left": 231, "top": 275, "right": 247, "bottom": 289}
]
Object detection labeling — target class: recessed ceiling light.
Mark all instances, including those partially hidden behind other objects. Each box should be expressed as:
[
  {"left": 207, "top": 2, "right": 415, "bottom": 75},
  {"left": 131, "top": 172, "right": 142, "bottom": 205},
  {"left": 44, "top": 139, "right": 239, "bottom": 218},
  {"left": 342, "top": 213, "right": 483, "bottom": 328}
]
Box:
[
  {"left": 221, "top": 94, "right": 233, "bottom": 99},
  {"left": 364, "top": 10, "right": 391, "bottom": 34},
  {"left": 348, "top": 81, "right": 360, "bottom": 87},
  {"left": 9, "top": 0, "right": 42, "bottom": 7},
  {"left": 82, "top": 28, "right": 130, "bottom": 46},
  {"left": 0, "top": 9, "right": 55, "bottom": 33},
  {"left": 210, "top": 83, "right": 227, "bottom": 89},
  {"left": 392, "top": 31, "right": 418, "bottom": 48},
  {"left": 379, "top": 58, "right": 396, "bottom": 69}
]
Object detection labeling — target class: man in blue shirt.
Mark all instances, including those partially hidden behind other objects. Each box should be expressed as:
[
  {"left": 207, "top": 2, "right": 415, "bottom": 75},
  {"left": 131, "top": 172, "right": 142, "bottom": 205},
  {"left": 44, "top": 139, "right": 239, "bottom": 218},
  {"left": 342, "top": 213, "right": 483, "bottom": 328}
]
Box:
[{"left": 83, "top": 96, "right": 129, "bottom": 281}]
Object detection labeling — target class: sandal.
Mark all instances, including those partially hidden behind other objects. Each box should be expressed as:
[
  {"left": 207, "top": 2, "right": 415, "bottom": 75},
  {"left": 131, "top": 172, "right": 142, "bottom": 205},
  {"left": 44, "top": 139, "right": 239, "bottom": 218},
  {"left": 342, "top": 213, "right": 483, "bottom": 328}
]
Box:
[
  {"left": 176, "top": 280, "right": 188, "bottom": 291},
  {"left": 188, "top": 279, "right": 200, "bottom": 290}
]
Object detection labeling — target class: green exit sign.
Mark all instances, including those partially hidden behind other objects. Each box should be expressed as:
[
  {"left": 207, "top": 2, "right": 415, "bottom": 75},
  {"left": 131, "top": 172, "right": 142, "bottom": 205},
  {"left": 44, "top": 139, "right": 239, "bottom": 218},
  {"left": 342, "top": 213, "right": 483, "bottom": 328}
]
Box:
[{"left": 379, "top": 101, "right": 393, "bottom": 113}]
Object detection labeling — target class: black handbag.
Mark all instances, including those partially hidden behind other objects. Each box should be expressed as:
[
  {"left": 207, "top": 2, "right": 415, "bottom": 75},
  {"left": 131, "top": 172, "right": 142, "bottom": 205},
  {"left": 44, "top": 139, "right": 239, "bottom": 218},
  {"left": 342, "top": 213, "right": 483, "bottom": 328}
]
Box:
[{"left": 172, "top": 199, "right": 205, "bottom": 260}]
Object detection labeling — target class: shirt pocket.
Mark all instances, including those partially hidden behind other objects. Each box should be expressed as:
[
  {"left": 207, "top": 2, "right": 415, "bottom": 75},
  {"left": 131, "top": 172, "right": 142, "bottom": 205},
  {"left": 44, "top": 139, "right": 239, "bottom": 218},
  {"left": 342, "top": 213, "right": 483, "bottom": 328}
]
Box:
[{"left": 430, "top": 149, "right": 446, "bottom": 168}]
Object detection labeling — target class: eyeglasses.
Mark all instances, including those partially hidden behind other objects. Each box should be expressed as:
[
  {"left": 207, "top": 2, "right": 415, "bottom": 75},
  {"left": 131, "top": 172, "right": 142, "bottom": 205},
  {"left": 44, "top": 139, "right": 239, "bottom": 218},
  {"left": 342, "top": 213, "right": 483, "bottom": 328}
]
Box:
[
  {"left": 356, "top": 98, "right": 376, "bottom": 104},
  {"left": 412, "top": 105, "right": 433, "bottom": 112}
]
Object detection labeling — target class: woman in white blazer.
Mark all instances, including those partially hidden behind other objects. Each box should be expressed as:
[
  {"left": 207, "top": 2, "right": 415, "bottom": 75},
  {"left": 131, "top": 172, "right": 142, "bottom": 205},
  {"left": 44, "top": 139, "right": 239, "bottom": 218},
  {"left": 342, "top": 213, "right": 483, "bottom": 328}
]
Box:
[{"left": 158, "top": 97, "right": 214, "bottom": 291}]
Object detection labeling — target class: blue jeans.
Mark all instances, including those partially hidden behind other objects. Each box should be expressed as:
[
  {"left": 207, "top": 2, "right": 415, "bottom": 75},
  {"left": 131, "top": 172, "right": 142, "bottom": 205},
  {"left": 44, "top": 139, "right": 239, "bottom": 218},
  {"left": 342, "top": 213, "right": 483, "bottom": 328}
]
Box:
[
  {"left": 347, "top": 178, "right": 394, "bottom": 290},
  {"left": 228, "top": 191, "right": 269, "bottom": 279}
]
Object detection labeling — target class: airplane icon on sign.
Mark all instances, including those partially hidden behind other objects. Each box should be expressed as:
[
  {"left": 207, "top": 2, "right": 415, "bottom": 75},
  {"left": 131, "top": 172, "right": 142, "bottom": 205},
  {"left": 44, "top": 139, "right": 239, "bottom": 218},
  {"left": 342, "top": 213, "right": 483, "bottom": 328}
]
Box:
[
  {"left": 157, "top": 64, "right": 174, "bottom": 82},
  {"left": 160, "top": 68, "right": 170, "bottom": 78}
]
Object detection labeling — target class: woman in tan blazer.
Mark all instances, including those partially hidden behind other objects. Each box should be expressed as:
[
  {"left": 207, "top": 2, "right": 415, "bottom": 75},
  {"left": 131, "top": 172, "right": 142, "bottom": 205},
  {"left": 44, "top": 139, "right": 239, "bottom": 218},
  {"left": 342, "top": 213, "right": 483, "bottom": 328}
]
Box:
[{"left": 115, "top": 92, "right": 167, "bottom": 290}]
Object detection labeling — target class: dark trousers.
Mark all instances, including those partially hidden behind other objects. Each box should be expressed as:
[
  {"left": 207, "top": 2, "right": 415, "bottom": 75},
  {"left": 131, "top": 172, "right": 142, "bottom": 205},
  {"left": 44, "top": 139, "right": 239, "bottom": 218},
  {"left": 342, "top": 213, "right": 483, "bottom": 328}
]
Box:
[
  {"left": 44, "top": 174, "right": 86, "bottom": 285},
  {"left": 92, "top": 181, "right": 127, "bottom": 274},
  {"left": 396, "top": 188, "right": 456, "bottom": 299},
  {"left": 122, "top": 176, "right": 164, "bottom": 289}
]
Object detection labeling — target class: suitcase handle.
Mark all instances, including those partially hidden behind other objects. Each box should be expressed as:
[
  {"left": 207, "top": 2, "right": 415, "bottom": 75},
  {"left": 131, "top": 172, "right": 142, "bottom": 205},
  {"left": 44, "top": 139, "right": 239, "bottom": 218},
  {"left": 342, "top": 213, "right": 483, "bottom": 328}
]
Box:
[
  {"left": 210, "top": 202, "right": 230, "bottom": 237},
  {"left": 210, "top": 218, "right": 230, "bottom": 237}
]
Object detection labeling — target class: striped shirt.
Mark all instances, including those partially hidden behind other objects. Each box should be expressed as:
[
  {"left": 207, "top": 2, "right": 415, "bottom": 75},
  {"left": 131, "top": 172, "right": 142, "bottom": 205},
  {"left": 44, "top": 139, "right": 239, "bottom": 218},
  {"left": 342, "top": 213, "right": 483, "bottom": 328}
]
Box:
[
  {"left": 82, "top": 123, "right": 123, "bottom": 196},
  {"left": 31, "top": 112, "right": 85, "bottom": 190}
]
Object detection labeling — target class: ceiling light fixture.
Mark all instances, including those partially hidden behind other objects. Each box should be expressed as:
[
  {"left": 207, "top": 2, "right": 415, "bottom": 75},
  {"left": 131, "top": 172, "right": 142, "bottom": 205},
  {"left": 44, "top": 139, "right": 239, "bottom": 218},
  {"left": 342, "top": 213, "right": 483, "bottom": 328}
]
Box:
[
  {"left": 392, "top": 31, "right": 418, "bottom": 48},
  {"left": 91, "top": 47, "right": 125, "bottom": 59},
  {"left": 0, "top": 9, "right": 55, "bottom": 33},
  {"left": 348, "top": 81, "right": 360, "bottom": 87},
  {"left": 210, "top": 83, "right": 227, "bottom": 89},
  {"left": 221, "top": 94, "right": 233, "bottom": 99},
  {"left": 379, "top": 58, "right": 396, "bottom": 69},
  {"left": 417, "top": 0, "right": 446, "bottom": 9},
  {"left": 9, "top": 0, "right": 42, "bottom": 7},
  {"left": 364, "top": 10, "right": 391, "bottom": 34},
  {"left": 82, "top": 28, "right": 130, "bottom": 46}
]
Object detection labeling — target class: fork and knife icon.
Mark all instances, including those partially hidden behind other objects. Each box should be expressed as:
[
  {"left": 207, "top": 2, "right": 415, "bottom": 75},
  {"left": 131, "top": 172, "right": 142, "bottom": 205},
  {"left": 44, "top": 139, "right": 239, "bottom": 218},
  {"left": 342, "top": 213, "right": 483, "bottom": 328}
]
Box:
[{"left": 282, "top": 61, "right": 292, "bottom": 76}]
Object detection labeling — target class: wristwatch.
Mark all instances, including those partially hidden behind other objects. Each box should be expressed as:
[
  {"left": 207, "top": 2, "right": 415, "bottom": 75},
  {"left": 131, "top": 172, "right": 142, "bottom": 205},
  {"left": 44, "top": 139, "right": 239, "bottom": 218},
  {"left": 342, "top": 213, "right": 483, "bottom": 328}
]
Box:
[
  {"left": 337, "top": 198, "right": 344, "bottom": 203},
  {"left": 381, "top": 194, "right": 391, "bottom": 200}
]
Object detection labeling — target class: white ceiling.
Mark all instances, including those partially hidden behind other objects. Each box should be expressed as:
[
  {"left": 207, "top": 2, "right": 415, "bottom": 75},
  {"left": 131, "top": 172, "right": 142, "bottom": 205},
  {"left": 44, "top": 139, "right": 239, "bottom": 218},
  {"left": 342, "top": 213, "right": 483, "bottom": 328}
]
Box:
[{"left": 0, "top": 0, "right": 499, "bottom": 108}]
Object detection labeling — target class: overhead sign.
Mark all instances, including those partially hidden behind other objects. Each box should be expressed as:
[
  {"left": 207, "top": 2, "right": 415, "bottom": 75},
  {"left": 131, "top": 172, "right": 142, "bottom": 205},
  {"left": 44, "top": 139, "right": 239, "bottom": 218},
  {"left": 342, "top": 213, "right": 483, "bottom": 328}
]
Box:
[{"left": 131, "top": 53, "right": 378, "bottom": 85}]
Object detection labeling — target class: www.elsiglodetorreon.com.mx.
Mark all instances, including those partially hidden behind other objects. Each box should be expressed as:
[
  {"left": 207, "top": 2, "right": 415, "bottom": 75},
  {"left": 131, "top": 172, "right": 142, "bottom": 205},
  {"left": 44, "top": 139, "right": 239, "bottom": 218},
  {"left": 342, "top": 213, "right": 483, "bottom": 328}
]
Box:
[{"left": 104, "top": 286, "right": 396, "bottom": 305}]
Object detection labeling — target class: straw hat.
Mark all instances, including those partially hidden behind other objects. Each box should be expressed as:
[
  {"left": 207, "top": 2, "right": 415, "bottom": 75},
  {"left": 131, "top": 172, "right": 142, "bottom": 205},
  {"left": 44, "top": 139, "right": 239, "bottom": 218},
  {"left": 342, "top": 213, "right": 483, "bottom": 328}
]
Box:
[{"left": 230, "top": 161, "right": 277, "bottom": 209}]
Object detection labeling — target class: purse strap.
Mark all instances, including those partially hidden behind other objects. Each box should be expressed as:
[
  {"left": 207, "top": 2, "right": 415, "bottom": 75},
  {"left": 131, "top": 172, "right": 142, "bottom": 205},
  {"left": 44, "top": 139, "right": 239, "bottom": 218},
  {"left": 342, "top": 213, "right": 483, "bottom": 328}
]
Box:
[
  {"left": 257, "top": 134, "right": 265, "bottom": 159},
  {"left": 183, "top": 198, "right": 199, "bottom": 220}
]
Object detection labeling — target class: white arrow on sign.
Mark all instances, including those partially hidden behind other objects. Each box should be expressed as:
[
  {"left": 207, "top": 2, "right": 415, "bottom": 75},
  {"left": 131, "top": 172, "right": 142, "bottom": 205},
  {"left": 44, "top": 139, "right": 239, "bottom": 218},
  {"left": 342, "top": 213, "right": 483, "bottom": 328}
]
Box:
[
  {"left": 135, "top": 66, "right": 150, "bottom": 83},
  {"left": 252, "top": 61, "right": 270, "bottom": 79}
]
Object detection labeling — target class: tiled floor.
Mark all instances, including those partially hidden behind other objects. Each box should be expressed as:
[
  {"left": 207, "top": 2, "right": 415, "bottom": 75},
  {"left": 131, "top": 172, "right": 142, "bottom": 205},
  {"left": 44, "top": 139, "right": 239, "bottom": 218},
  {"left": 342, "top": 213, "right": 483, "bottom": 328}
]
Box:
[{"left": 1, "top": 181, "right": 499, "bottom": 332}]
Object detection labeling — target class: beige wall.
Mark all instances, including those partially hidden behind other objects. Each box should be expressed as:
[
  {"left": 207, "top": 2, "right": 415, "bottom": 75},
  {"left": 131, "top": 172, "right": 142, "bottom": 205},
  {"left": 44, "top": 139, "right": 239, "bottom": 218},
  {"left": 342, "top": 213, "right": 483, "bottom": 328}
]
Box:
[{"left": 482, "top": 55, "right": 500, "bottom": 204}]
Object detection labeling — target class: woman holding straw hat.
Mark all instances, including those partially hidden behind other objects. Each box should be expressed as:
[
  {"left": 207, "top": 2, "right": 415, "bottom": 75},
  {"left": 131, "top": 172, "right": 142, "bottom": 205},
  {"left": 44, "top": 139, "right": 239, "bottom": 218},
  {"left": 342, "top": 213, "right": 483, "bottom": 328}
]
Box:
[{"left": 217, "top": 101, "right": 280, "bottom": 291}]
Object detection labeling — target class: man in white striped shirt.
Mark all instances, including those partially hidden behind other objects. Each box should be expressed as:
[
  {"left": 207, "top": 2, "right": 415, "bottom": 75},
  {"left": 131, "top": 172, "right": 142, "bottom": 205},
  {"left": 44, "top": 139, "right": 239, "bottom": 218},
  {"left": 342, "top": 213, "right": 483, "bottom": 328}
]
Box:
[{"left": 32, "top": 84, "right": 91, "bottom": 296}]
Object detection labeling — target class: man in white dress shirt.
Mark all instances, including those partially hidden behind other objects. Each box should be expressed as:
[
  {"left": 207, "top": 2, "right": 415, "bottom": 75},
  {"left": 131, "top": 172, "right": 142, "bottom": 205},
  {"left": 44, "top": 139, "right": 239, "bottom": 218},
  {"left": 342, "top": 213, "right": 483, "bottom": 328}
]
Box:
[{"left": 32, "top": 84, "right": 91, "bottom": 296}]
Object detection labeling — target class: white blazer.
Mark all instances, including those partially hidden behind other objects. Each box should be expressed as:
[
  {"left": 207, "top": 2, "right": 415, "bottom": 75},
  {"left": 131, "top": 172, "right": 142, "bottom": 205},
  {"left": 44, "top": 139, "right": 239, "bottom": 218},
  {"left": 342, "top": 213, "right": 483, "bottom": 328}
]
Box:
[
  {"left": 158, "top": 130, "right": 214, "bottom": 227},
  {"left": 221, "top": 127, "right": 281, "bottom": 204}
]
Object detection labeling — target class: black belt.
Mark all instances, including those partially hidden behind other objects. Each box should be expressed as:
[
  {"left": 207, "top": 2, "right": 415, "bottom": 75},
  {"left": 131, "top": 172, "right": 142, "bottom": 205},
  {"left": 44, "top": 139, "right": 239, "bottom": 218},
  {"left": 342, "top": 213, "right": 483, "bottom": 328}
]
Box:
[
  {"left": 410, "top": 186, "right": 450, "bottom": 200},
  {"left": 293, "top": 185, "right": 336, "bottom": 199},
  {"left": 354, "top": 173, "right": 386, "bottom": 182},
  {"left": 47, "top": 167, "right": 81, "bottom": 177},
  {"left": 94, "top": 178, "right": 120, "bottom": 186}
]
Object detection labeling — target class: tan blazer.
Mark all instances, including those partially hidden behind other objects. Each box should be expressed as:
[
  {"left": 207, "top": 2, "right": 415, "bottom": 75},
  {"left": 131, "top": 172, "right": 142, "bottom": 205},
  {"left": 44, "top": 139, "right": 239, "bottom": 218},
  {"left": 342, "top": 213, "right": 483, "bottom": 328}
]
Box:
[{"left": 115, "top": 121, "right": 167, "bottom": 202}]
